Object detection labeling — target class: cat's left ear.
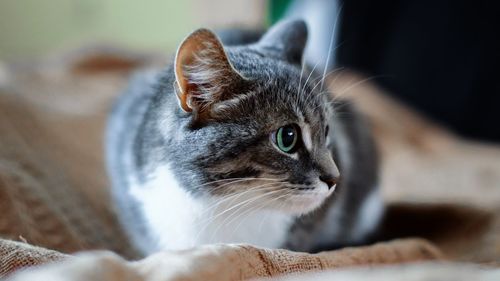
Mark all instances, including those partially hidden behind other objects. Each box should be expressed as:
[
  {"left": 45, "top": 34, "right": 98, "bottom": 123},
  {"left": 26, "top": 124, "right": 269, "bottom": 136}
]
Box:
[
  {"left": 257, "top": 20, "right": 308, "bottom": 65},
  {"left": 174, "top": 28, "right": 245, "bottom": 115}
]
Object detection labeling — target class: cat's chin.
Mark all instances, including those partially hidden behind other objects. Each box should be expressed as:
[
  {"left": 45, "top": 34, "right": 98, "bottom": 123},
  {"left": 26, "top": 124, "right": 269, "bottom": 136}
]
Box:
[{"left": 273, "top": 190, "right": 332, "bottom": 215}]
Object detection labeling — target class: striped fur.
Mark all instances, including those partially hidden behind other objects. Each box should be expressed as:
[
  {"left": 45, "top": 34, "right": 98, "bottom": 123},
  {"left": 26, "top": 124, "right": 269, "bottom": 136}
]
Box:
[{"left": 106, "top": 20, "right": 381, "bottom": 255}]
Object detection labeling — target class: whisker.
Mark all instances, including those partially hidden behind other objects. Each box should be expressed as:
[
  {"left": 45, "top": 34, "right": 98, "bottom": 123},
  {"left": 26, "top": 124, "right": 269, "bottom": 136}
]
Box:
[
  {"left": 229, "top": 191, "right": 293, "bottom": 238},
  {"left": 207, "top": 187, "right": 285, "bottom": 242},
  {"left": 332, "top": 75, "right": 385, "bottom": 101},
  {"left": 303, "top": 67, "right": 345, "bottom": 108},
  {"left": 320, "top": 3, "right": 344, "bottom": 93},
  {"left": 192, "top": 183, "right": 283, "bottom": 242},
  {"left": 199, "top": 183, "right": 282, "bottom": 218},
  {"left": 313, "top": 75, "right": 387, "bottom": 112},
  {"left": 221, "top": 190, "right": 293, "bottom": 238},
  {"left": 300, "top": 62, "right": 320, "bottom": 97},
  {"left": 192, "top": 177, "right": 280, "bottom": 192},
  {"left": 210, "top": 186, "right": 283, "bottom": 224},
  {"left": 296, "top": 59, "right": 306, "bottom": 108}
]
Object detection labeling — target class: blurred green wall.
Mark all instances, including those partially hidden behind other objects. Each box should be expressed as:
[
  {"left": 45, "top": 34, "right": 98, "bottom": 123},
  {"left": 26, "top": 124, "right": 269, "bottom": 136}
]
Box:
[{"left": 0, "top": 0, "right": 197, "bottom": 60}]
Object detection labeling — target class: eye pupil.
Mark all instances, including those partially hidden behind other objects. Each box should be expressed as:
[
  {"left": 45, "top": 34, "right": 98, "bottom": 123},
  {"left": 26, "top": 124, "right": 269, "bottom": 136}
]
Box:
[{"left": 276, "top": 125, "right": 299, "bottom": 153}]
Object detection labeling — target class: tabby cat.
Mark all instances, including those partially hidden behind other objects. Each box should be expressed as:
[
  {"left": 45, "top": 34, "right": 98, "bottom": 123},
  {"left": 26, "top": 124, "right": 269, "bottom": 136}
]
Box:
[{"left": 106, "top": 20, "right": 382, "bottom": 255}]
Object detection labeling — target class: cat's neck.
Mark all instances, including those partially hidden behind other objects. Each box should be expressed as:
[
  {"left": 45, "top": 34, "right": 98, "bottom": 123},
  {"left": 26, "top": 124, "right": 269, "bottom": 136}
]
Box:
[{"left": 129, "top": 164, "right": 293, "bottom": 253}]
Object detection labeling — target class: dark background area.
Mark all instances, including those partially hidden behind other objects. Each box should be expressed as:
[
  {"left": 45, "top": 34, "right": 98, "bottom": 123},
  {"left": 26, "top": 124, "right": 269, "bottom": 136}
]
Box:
[{"left": 337, "top": 0, "right": 500, "bottom": 142}]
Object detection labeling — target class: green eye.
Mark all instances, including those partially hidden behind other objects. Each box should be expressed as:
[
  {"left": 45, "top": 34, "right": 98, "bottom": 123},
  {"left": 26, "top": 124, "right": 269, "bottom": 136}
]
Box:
[{"left": 274, "top": 124, "right": 300, "bottom": 153}]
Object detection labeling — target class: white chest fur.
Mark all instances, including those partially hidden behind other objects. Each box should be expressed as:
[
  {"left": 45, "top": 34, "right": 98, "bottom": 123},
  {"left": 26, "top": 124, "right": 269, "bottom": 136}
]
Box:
[{"left": 129, "top": 165, "right": 293, "bottom": 254}]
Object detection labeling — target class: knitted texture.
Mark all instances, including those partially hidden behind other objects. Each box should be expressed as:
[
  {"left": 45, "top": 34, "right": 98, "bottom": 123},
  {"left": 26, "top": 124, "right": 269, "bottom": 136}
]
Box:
[
  {"left": 5, "top": 239, "right": 443, "bottom": 281},
  {"left": 0, "top": 239, "right": 68, "bottom": 277}
]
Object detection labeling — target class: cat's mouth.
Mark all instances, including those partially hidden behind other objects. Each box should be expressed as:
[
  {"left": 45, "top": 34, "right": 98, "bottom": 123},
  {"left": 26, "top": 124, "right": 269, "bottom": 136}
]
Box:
[{"left": 273, "top": 182, "right": 334, "bottom": 214}]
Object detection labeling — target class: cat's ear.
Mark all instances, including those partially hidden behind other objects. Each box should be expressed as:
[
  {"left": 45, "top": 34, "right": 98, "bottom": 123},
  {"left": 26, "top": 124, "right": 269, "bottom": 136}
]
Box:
[
  {"left": 174, "top": 28, "right": 245, "bottom": 115},
  {"left": 257, "top": 20, "right": 308, "bottom": 65}
]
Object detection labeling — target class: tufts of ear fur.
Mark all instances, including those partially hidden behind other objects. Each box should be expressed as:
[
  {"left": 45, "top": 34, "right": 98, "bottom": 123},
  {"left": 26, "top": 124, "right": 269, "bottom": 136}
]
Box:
[{"left": 174, "top": 28, "right": 245, "bottom": 118}]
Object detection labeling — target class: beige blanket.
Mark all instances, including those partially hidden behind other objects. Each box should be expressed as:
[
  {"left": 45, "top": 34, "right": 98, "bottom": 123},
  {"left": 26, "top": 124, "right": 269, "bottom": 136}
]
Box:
[{"left": 0, "top": 48, "right": 499, "bottom": 280}]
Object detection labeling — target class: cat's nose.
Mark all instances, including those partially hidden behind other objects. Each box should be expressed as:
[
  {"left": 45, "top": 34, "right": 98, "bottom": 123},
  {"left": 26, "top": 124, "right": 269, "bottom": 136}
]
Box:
[{"left": 319, "top": 175, "right": 338, "bottom": 190}]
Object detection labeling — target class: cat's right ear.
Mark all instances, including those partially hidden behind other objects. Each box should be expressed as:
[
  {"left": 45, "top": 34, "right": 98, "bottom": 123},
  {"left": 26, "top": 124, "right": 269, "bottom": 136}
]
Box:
[
  {"left": 257, "top": 20, "right": 308, "bottom": 65},
  {"left": 174, "top": 28, "right": 245, "bottom": 117}
]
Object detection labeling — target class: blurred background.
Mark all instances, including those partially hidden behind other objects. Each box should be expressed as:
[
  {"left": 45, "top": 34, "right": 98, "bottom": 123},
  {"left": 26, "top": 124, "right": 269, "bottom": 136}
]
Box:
[
  {"left": 0, "top": 0, "right": 266, "bottom": 60},
  {"left": 1, "top": 0, "right": 499, "bottom": 142}
]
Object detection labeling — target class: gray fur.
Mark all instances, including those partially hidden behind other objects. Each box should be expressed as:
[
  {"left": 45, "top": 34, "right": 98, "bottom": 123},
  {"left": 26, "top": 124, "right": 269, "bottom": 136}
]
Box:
[{"left": 107, "top": 20, "right": 380, "bottom": 254}]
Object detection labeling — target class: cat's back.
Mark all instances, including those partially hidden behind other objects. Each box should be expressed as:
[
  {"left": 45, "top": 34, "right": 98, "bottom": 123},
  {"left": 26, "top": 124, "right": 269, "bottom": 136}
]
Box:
[
  {"left": 106, "top": 70, "right": 160, "bottom": 253},
  {"left": 106, "top": 71, "right": 157, "bottom": 172}
]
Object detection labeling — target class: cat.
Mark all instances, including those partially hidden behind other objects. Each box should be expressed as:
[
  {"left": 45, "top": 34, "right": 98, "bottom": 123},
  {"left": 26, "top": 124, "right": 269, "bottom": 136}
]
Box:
[{"left": 106, "top": 20, "right": 382, "bottom": 255}]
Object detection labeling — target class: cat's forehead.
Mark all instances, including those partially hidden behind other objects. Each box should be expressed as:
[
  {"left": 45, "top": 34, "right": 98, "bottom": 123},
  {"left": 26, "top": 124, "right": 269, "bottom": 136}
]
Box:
[
  {"left": 223, "top": 47, "right": 330, "bottom": 128},
  {"left": 244, "top": 74, "right": 329, "bottom": 130},
  {"left": 269, "top": 80, "right": 329, "bottom": 131}
]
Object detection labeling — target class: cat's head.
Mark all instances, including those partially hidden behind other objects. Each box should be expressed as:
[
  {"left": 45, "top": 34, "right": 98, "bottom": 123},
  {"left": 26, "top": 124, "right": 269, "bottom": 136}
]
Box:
[{"left": 166, "top": 20, "right": 339, "bottom": 215}]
